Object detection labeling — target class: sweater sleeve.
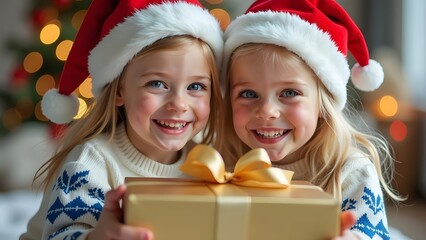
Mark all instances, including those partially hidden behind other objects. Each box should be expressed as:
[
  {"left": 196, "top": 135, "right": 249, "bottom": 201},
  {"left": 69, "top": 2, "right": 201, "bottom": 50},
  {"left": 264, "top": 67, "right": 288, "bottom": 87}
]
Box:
[
  {"left": 340, "top": 155, "right": 390, "bottom": 240},
  {"left": 40, "top": 143, "right": 118, "bottom": 240}
]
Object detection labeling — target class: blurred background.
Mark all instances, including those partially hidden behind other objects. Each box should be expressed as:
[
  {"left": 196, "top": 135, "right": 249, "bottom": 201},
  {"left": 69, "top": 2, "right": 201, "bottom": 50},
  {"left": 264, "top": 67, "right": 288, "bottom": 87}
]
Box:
[{"left": 0, "top": 0, "right": 425, "bottom": 239}]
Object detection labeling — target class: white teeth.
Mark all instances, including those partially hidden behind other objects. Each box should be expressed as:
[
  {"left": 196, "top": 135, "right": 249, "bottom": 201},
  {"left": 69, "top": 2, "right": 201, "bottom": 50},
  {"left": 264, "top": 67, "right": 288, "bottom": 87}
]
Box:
[
  {"left": 156, "top": 120, "right": 186, "bottom": 129},
  {"left": 256, "top": 130, "right": 285, "bottom": 138}
]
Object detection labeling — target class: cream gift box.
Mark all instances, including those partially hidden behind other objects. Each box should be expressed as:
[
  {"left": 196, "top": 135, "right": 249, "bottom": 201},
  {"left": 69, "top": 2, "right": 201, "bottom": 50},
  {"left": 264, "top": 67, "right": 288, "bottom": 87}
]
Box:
[{"left": 124, "top": 178, "right": 339, "bottom": 240}]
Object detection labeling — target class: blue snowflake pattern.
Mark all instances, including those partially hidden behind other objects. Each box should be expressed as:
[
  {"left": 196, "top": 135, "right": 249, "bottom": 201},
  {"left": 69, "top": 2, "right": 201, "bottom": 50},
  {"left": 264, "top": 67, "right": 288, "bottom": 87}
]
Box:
[
  {"left": 352, "top": 214, "right": 390, "bottom": 240},
  {"left": 48, "top": 227, "right": 83, "bottom": 240},
  {"left": 341, "top": 198, "right": 357, "bottom": 211},
  {"left": 48, "top": 226, "right": 69, "bottom": 240},
  {"left": 56, "top": 170, "right": 90, "bottom": 194},
  {"left": 65, "top": 231, "right": 83, "bottom": 240},
  {"left": 88, "top": 188, "right": 105, "bottom": 203},
  {"left": 47, "top": 196, "right": 103, "bottom": 224},
  {"left": 362, "top": 187, "right": 384, "bottom": 215}
]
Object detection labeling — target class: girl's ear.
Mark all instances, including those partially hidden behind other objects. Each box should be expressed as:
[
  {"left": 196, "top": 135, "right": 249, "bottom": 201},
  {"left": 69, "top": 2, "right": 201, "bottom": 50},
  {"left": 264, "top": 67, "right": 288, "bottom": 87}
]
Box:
[{"left": 115, "top": 88, "right": 124, "bottom": 106}]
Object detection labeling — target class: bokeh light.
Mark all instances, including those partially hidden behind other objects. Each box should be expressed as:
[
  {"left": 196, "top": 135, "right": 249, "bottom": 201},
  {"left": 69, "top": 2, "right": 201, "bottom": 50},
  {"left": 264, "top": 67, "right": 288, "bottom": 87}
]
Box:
[
  {"left": 389, "top": 120, "right": 407, "bottom": 142},
  {"left": 74, "top": 98, "right": 88, "bottom": 119},
  {"left": 56, "top": 40, "right": 73, "bottom": 61},
  {"left": 36, "top": 74, "right": 56, "bottom": 96},
  {"left": 379, "top": 95, "right": 398, "bottom": 117},
  {"left": 35, "top": 101, "right": 48, "bottom": 121},
  {"left": 210, "top": 8, "right": 231, "bottom": 30},
  {"left": 40, "top": 23, "right": 60, "bottom": 45},
  {"left": 79, "top": 77, "right": 93, "bottom": 98},
  {"left": 23, "top": 52, "right": 43, "bottom": 73}
]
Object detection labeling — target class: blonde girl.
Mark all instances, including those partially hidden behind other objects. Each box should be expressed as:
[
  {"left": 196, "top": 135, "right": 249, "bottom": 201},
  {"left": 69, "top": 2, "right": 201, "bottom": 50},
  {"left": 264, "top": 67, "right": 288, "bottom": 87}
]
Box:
[
  {"left": 219, "top": 0, "right": 404, "bottom": 239},
  {"left": 21, "top": 1, "right": 223, "bottom": 240}
]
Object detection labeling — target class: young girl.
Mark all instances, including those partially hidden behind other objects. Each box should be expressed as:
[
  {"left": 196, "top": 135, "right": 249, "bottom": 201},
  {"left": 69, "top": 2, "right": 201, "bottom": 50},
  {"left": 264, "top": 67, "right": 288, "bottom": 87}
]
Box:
[
  {"left": 219, "top": 0, "right": 404, "bottom": 239},
  {"left": 21, "top": 0, "right": 223, "bottom": 239}
]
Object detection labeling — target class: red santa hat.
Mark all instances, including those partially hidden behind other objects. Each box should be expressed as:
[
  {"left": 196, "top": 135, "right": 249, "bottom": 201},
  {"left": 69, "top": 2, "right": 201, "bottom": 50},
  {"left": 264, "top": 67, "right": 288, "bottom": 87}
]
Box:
[
  {"left": 223, "top": 0, "right": 384, "bottom": 110},
  {"left": 42, "top": 0, "right": 223, "bottom": 124}
]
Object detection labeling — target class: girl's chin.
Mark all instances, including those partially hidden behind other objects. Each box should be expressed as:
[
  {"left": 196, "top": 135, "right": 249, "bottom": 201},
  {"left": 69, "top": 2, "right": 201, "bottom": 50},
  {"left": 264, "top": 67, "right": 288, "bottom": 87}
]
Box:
[
  {"left": 261, "top": 147, "right": 293, "bottom": 163},
  {"left": 262, "top": 150, "right": 287, "bottom": 162}
]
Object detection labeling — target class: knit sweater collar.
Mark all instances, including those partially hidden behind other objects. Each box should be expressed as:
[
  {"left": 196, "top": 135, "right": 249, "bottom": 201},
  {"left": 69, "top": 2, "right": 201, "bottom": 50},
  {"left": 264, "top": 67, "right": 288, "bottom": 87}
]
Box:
[
  {"left": 272, "top": 158, "right": 310, "bottom": 180},
  {"left": 113, "top": 124, "right": 188, "bottom": 177}
]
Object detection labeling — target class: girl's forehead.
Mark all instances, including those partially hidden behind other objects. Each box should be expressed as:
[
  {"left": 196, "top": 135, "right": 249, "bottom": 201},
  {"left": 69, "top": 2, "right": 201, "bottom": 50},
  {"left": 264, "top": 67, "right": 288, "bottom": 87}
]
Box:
[
  {"left": 230, "top": 50, "right": 318, "bottom": 89},
  {"left": 232, "top": 51, "right": 309, "bottom": 75}
]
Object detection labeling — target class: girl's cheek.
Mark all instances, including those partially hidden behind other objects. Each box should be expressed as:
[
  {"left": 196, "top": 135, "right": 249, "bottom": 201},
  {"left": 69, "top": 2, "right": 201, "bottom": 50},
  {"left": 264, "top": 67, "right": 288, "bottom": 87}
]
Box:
[
  {"left": 196, "top": 97, "right": 211, "bottom": 119},
  {"left": 232, "top": 105, "right": 250, "bottom": 121}
]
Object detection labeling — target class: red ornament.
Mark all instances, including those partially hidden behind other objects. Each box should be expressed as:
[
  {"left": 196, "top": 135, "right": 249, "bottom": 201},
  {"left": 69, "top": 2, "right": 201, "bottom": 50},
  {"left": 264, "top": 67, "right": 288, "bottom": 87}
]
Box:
[
  {"left": 10, "top": 65, "right": 29, "bottom": 88},
  {"left": 31, "top": 9, "right": 47, "bottom": 27}
]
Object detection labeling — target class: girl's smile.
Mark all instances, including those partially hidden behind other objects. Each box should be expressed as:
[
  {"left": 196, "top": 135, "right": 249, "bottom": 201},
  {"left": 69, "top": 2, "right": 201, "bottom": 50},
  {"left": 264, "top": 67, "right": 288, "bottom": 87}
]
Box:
[
  {"left": 252, "top": 128, "right": 291, "bottom": 144},
  {"left": 153, "top": 119, "right": 190, "bottom": 134}
]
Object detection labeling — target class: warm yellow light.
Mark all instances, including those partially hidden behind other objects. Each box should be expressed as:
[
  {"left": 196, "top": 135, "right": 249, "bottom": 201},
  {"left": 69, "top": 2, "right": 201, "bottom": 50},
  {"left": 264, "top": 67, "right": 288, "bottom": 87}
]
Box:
[
  {"left": 206, "top": 0, "right": 223, "bottom": 4},
  {"left": 72, "top": 10, "right": 87, "bottom": 30},
  {"left": 79, "top": 77, "right": 94, "bottom": 98},
  {"left": 36, "top": 74, "right": 56, "bottom": 96},
  {"left": 379, "top": 95, "right": 398, "bottom": 117},
  {"left": 210, "top": 8, "right": 230, "bottom": 30},
  {"left": 56, "top": 40, "right": 73, "bottom": 61},
  {"left": 40, "top": 23, "right": 60, "bottom": 45},
  {"left": 74, "top": 98, "right": 88, "bottom": 119},
  {"left": 35, "top": 101, "right": 48, "bottom": 121},
  {"left": 23, "top": 52, "right": 43, "bottom": 73}
]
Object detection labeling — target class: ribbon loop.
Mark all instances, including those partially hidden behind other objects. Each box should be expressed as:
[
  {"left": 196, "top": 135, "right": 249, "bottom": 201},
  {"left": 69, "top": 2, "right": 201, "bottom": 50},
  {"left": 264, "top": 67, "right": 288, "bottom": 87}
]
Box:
[{"left": 180, "top": 145, "right": 293, "bottom": 188}]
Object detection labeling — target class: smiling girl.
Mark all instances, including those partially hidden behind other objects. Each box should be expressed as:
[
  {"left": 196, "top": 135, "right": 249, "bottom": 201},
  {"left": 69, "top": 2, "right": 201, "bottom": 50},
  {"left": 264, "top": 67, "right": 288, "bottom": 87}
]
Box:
[
  {"left": 21, "top": 0, "right": 223, "bottom": 239},
  {"left": 219, "top": 0, "right": 404, "bottom": 239}
]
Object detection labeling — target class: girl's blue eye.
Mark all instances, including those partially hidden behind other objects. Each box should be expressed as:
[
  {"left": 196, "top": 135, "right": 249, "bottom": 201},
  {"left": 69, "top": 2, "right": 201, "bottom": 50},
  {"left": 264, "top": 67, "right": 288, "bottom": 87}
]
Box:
[
  {"left": 188, "top": 83, "right": 205, "bottom": 91},
  {"left": 149, "top": 81, "right": 166, "bottom": 89},
  {"left": 282, "top": 89, "right": 299, "bottom": 97},
  {"left": 240, "top": 90, "right": 257, "bottom": 98}
]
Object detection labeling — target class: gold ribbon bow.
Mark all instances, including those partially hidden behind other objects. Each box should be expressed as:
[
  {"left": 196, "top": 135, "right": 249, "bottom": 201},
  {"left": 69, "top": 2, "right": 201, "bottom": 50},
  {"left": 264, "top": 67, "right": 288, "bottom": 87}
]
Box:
[{"left": 180, "top": 145, "right": 294, "bottom": 188}]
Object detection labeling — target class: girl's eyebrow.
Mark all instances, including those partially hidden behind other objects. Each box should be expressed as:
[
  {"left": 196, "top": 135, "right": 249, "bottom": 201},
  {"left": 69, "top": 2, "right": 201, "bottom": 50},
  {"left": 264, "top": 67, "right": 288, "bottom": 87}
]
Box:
[
  {"left": 139, "top": 71, "right": 168, "bottom": 77},
  {"left": 231, "top": 81, "right": 251, "bottom": 88},
  {"left": 280, "top": 80, "right": 309, "bottom": 87},
  {"left": 231, "top": 79, "right": 309, "bottom": 88},
  {"left": 139, "top": 71, "right": 211, "bottom": 80}
]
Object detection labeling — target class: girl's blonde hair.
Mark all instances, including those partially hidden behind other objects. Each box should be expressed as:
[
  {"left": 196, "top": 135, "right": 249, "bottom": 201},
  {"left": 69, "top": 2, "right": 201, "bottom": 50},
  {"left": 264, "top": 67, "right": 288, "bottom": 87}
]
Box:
[
  {"left": 218, "top": 43, "right": 404, "bottom": 202},
  {"left": 35, "top": 35, "right": 223, "bottom": 190}
]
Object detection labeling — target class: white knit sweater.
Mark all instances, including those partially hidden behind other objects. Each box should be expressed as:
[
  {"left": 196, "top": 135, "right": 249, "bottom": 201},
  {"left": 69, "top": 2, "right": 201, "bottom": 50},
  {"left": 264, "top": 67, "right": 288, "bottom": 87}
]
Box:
[
  {"left": 274, "top": 153, "right": 390, "bottom": 240},
  {"left": 20, "top": 124, "right": 189, "bottom": 240}
]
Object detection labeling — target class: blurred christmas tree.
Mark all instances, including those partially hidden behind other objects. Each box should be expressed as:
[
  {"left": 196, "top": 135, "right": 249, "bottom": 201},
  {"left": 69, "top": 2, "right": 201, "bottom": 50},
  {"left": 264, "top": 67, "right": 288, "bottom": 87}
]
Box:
[
  {"left": 0, "top": 0, "right": 92, "bottom": 137},
  {"left": 0, "top": 0, "right": 240, "bottom": 138}
]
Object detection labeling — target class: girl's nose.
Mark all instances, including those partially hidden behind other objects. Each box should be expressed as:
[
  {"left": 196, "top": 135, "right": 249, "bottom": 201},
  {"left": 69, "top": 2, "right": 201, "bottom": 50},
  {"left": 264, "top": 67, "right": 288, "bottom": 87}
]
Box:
[
  {"left": 166, "top": 93, "right": 189, "bottom": 113},
  {"left": 255, "top": 100, "right": 280, "bottom": 120}
]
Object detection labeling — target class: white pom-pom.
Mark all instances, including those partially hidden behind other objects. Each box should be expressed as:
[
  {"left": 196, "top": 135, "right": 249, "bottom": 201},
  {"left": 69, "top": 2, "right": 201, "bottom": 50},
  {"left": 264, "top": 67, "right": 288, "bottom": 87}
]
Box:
[
  {"left": 351, "top": 59, "right": 384, "bottom": 92},
  {"left": 41, "top": 89, "right": 79, "bottom": 124}
]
